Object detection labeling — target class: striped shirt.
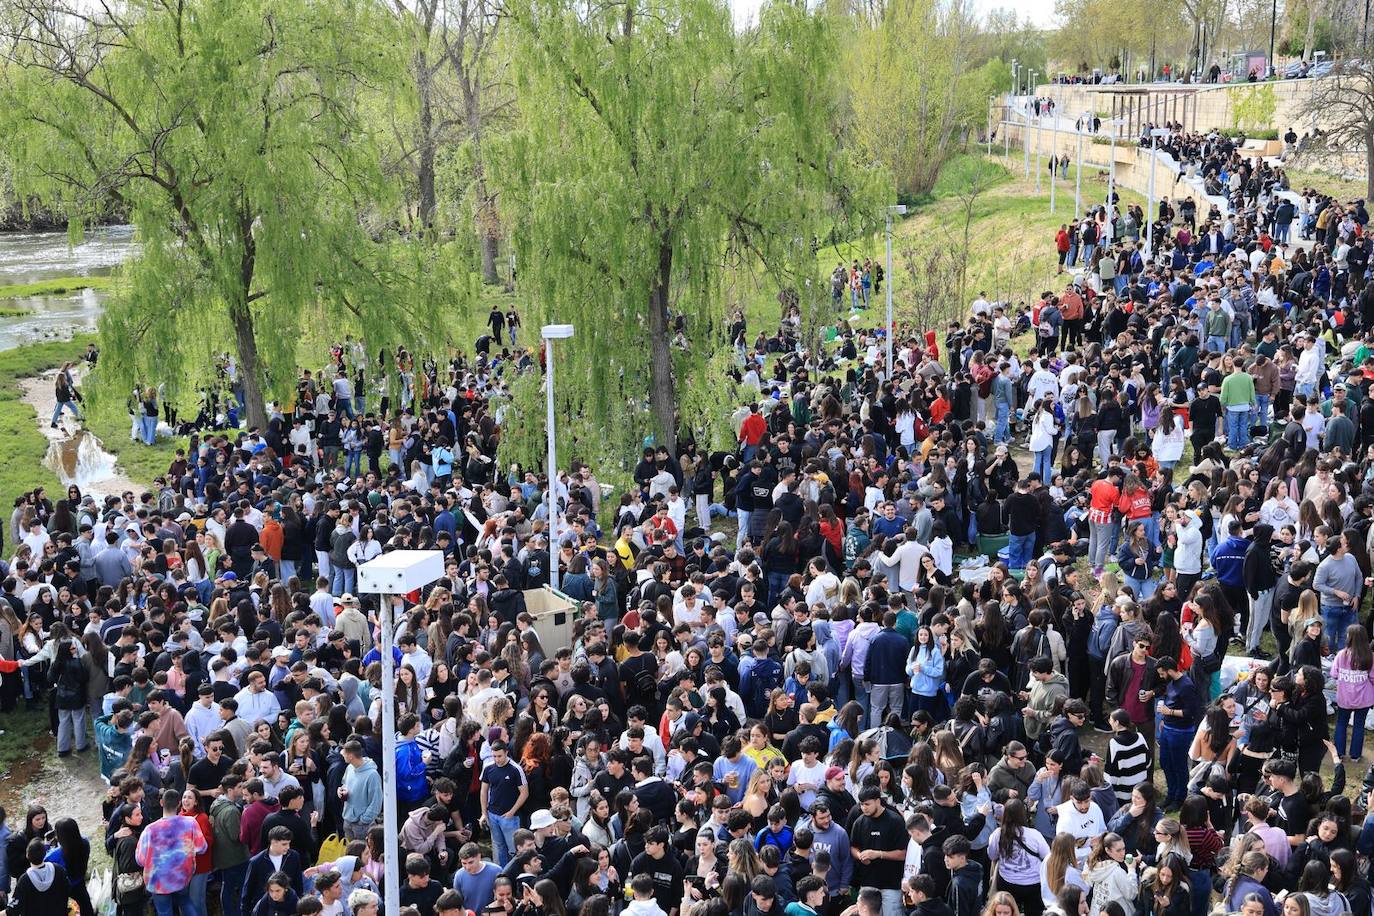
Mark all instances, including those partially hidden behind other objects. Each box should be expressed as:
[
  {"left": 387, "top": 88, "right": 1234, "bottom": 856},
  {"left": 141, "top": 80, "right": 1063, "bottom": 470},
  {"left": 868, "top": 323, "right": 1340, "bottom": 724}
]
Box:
[{"left": 1105, "top": 732, "right": 1151, "bottom": 803}]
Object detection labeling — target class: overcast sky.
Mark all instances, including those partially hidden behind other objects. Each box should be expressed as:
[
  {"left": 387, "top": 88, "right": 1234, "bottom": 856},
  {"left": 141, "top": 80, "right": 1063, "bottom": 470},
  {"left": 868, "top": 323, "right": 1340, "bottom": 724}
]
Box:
[{"left": 727, "top": 0, "right": 1059, "bottom": 30}]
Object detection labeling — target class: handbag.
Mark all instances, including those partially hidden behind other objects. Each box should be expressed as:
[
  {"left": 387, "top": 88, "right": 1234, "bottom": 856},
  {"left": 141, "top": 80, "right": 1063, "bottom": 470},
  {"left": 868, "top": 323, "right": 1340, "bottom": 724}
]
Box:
[
  {"left": 115, "top": 871, "right": 145, "bottom": 902},
  {"left": 316, "top": 832, "right": 347, "bottom": 865}
]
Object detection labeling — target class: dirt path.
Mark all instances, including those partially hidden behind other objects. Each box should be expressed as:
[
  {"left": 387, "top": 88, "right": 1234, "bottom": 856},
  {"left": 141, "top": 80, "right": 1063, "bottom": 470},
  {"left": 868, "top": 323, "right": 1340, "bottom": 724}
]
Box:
[{"left": 0, "top": 724, "right": 114, "bottom": 871}]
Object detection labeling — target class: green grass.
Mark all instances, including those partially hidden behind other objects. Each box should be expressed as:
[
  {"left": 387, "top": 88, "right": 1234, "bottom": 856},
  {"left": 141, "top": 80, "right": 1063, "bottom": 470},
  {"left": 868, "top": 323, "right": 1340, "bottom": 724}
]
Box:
[
  {"left": 1286, "top": 167, "right": 1369, "bottom": 203},
  {"left": 0, "top": 304, "right": 29, "bottom": 317},
  {"left": 0, "top": 339, "right": 81, "bottom": 505},
  {"left": 0, "top": 275, "right": 116, "bottom": 299},
  {"left": 0, "top": 705, "right": 53, "bottom": 773}
]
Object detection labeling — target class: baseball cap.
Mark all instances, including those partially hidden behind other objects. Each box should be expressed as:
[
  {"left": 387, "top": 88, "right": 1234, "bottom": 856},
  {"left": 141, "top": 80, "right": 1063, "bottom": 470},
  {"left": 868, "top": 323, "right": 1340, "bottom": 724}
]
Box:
[
  {"left": 217, "top": 571, "right": 238, "bottom": 582},
  {"left": 824, "top": 765, "right": 844, "bottom": 782}
]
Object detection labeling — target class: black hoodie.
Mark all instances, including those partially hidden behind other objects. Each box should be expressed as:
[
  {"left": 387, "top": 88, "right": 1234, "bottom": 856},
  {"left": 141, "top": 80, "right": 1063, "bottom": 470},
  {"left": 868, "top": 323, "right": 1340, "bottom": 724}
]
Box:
[
  {"left": 946, "top": 861, "right": 985, "bottom": 916},
  {"left": 10, "top": 862, "right": 70, "bottom": 916}
]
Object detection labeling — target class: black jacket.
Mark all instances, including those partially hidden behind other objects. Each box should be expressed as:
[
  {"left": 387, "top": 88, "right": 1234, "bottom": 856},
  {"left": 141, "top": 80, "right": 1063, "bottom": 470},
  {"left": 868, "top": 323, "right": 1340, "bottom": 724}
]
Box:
[
  {"left": 946, "top": 861, "right": 985, "bottom": 916},
  {"left": 241, "top": 847, "right": 304, "bottom": 916}
]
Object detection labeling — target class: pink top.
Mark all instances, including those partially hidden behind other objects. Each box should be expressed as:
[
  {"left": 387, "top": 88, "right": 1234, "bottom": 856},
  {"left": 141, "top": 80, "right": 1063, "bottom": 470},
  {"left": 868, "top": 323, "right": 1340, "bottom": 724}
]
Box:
[{"left": 1331, "top": 648, "right": 1374, "bottom": 710}]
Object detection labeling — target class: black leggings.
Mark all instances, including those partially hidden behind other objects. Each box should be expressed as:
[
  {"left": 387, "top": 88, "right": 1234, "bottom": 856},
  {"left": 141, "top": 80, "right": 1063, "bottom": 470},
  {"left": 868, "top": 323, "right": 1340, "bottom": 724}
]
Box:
[{"left": 997, "top": 876, "right": 1044, "bottom": 916}]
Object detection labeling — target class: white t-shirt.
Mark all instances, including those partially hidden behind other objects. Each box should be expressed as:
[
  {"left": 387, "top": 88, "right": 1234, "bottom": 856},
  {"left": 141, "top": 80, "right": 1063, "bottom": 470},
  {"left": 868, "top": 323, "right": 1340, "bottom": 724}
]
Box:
[
  {"left": 787, "top": 758, "right": 827, "bottom": 811},
  {"left": 1053, "top": 801, "right": 1105, "bottom": 864}
]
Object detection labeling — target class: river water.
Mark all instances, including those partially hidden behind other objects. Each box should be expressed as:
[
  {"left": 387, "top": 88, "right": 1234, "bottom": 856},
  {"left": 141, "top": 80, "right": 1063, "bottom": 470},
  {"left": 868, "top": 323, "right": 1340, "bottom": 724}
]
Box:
[{"left": 0, "top": 225, "right": 136, "bottom": 350}]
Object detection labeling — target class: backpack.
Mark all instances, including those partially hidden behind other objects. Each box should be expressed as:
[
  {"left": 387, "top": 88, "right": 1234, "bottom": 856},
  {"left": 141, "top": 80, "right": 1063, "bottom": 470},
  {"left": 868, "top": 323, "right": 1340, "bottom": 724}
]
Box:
[
  {"left": 1088, "top": 612, "right": 1118, "bottom": 660},
  {"left": 632, "top": 659, "right": 657, "bottom": 697},
  {"left": 746, "top": 658, "right": 783, "bottom": 715}
]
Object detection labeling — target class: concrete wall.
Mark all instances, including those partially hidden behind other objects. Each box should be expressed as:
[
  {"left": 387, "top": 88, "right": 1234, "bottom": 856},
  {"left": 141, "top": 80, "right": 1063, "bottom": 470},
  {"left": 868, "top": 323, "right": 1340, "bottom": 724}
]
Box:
[
  {"left": 988, "top": 119, "right": 1217, "bottom": 210},
  {"left": 1025, "top": 79, "right": 1323, "bottom": 136}
]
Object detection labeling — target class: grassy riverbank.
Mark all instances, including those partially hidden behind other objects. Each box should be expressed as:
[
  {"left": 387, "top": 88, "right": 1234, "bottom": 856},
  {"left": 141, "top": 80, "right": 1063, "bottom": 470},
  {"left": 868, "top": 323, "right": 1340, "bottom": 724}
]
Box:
[
  {"left": 0, "top": 276, "right": 115, "bottom": 299},
  {"left": 0, "top": 340, "right": 82, "bottom": 505}
]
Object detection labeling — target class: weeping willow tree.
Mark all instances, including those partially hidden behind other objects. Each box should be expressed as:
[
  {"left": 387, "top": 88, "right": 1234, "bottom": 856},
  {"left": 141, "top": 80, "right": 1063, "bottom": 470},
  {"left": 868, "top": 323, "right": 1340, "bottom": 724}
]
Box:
[
  {"left": 493, "top": 0, "right": 886, "bottom": 461},
  {"left": 0, "top": 0, "right": 457, "bottom": 430}
]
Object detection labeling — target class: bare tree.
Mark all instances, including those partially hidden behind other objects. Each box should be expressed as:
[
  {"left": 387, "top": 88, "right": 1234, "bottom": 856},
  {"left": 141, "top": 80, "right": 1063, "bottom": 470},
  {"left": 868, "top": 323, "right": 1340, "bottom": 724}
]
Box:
[
  {"left": 391, "top": 0, "right": 510, "bottom": 283},
  {"left": 1295, "top": 59, "right": 1374, "bottom": 199}
]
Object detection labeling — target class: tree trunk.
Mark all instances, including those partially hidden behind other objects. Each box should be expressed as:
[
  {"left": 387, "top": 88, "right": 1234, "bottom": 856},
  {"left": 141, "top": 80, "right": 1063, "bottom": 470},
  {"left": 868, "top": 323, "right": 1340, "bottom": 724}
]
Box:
[
  {"left": 1304, "top": 0, "right": 1320, "bottom": 60},
  {"left": 647, "top": 238, "right": 676, "bottom": 453},
  {"left": 416, "top": 56, "right": 437, "bottom": 230},
  {"left": 466, "top": 80, "right": 502, "bottom": 286},
  {"left": 1366, "top": 131, "right": 1374, "bottom": 202},
  {"left": 229, "top": 298, "right": 268, "bottom": 433},
  {"left": 480, "top": 226, "right": 500, "bottom": 285},
  {"left": 234, "top": 214, "right": 267, "bottom": 432}
]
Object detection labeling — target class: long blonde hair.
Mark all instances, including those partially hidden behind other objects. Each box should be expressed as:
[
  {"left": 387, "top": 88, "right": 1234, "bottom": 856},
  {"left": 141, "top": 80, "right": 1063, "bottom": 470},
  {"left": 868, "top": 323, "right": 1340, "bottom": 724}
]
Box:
[
  {"left": 1094, "top": 571, "right": 1121, "bottom": 610},
  {"left": 1044, "top": 832, "right": 1078, "bottom": 896}
]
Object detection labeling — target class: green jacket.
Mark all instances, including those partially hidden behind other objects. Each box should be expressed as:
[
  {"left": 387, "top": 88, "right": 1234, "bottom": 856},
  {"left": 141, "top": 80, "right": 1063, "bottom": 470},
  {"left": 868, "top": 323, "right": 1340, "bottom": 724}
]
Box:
[
  {"left": 1206, "top": 307, "right": 1231, "bottom": 336},
  {"left": 1219, "top": 371, "right": 1255, "bottom": 408},
  {"left": 209, "top": 795, "right": 249, "bottom": 870}
]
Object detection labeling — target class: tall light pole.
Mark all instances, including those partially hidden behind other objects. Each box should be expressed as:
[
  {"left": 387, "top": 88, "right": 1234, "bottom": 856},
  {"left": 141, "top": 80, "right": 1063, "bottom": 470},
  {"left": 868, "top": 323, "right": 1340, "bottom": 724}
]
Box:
[
  {"left": 1145, "top": 127, "right": 1169, "bottom": 262},
  {"left": 1074, "top": 125, "right": 1084, "bottom": 218},
  {"left": 1031, "top": 71, "right": 1041, "bottom": 193},
  {"left": 1104, "top": 118, "right": 1123, "bottom": 242},
  {"left": 357, "top": 551, "right": 445, "bottom": 916},
  {"left": 541, "top": 323, "right": 574, "bottom": 590},
  {"left": 1004, "top": 99, "right": 1010, "bottom": 161},
  {"left": 884, "top": 204, "right": 908, "bottom": 378},
  {"left": 987, "top": 96, "right": 993, "bottom": 156},
  {"left": 1050, "top": 109, "right": 1058, "bottom": 213},
  {"left": 1022, "top": 98, "right": 1031, "bottom": 178}
]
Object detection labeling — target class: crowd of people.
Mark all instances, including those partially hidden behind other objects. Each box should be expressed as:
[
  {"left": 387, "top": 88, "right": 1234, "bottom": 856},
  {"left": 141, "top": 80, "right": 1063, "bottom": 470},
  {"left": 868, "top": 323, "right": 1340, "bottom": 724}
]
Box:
[{"left": 4, "top": 146, "right": 1374, "bottom": 916}]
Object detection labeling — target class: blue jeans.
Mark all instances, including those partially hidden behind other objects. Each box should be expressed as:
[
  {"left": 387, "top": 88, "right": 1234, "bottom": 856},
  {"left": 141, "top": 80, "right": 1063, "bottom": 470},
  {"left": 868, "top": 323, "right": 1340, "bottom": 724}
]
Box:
[
  {"left": 1206, "top": 335, "right": 1227, "bottom": 353},
  {"left": 1296, "top": 381, "right": 1316, "bottom": 399},
  {"left": 994, "top": 401, "right": 1011, "bottom": 444},
  {"left": 219, "top": 860, "right": 248, "bottom": 916},
  {"left": 1032, "top": 446, "right": 1054, "bottom": 481},
  {"left": 331, "top": 566, "right": 356, "bottom": 596},
  {"left": 1276, "top": 222, "right": 1291, "bottom": 243},
  {"left": 1255, "top": 394, "right": 1271, "bottom": 427},
  {"left": 1083, "top": 243, "right": 1096, "bottom": 265},
  {"left": 140, "top": 414, "right": 157, "bottom": 444},
  {"left": 188, "top": 871, "right": 209, "bottom": 916},
  {"left": 489, "top": 812, "right": 520, "bottom": 866},
  {"left": 1226, "top": 408, "right": 1251, "bottom": 450},
  {"left": 1124, "top": 575, "right": 1157, "bottom": 600},
  {"left": 1336, "top": 706, "right": 1370, "bottom": 759},
  {"left": 279, "top": 559, "right": 297, "bottom": 583},
  {"left": 1007, "top": 532, "right": 1035, "bottom": 571},
  {"left": 1159, "top": 723, "right": 1191, "bottom": 806},
  {"left": 51, "top": 400, "right": 82, "bottom": 424},
  {"left": 766, "top": 570, "right": 790, "bottom": 606},
  {"left": 345, "top": 448, "right": 362, "bottom": 478},
  {"left": 736, "top": 508, "right": 751, "bottom": 549},
  {"left": 1325, "top": 604, "right": 1356, "bottom": 650},
  {"left": 152, "top": 886, "right": 200, "bottom": 916}
]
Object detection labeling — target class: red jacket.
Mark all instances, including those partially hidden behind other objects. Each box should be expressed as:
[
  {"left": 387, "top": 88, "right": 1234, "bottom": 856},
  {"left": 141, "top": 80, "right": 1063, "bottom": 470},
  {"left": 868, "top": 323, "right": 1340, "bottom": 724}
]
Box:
[{"left": 739, "top": 412, "right": 767, "bottom": 446}]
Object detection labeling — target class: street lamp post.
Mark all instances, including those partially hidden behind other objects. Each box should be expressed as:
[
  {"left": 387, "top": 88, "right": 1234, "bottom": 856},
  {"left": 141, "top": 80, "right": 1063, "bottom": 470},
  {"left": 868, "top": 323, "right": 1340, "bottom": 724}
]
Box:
[
  {"left": 1145, "top": 127, "right": 1169, "bottom": 262},
  {"left": 357, "top": 551, "right": 445, "bottom": 916},
  {"left": 1050, "top": 108, "right": 1058, "bottom": 213},
  {"left": 1075, "top": 125, "right": 1084, "bottom": 218},
  {"left": 541, "top": 323, "right": 575, "bottom": 591},
  {"left": 884, "top": 204, "right": 908, "bottom": 379},
  {"left": 1031, "top": 70, "right": 1041, "bottom": 193}
]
